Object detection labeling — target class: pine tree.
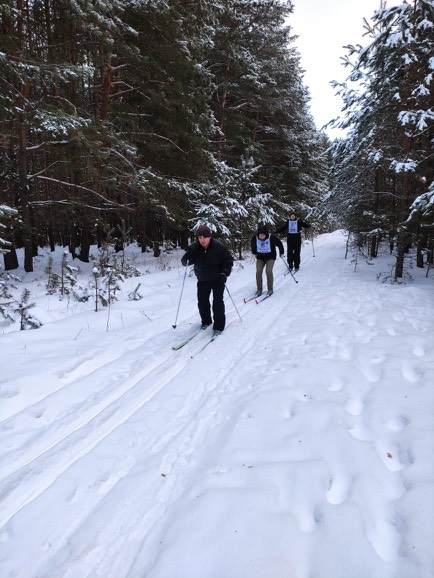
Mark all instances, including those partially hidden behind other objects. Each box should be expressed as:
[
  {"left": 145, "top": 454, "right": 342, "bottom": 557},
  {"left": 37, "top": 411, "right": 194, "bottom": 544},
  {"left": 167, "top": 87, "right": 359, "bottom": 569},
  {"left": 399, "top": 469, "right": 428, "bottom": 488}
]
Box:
[
  {"left": 330, "top": 0, "right": 434, "bottom": 279},
  {"left": 0, "top": 0, "right": 328, "bottom": 256},
  {"left": 0, "top": 271, "right": 19, "bottom": 324},
  {"left": 15, "top": 288, "right": 42, "bottom": 330},
  {"left": 0, "top": 204, "right": 17, "bottom": 255},
  {"left": 203, "top": 0, "right": 327, "bottom": 230}
]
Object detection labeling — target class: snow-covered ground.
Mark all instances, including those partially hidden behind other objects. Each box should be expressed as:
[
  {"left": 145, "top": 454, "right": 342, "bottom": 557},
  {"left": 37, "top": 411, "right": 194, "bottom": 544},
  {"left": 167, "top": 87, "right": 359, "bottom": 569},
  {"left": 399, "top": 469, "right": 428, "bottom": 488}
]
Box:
[{"left": 1, "top": 231, "right": 433, "bottom": 578}]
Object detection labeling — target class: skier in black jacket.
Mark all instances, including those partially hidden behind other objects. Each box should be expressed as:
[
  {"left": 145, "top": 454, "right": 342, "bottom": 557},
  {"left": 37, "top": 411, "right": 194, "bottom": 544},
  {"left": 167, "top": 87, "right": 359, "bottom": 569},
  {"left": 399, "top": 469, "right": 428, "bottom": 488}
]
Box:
[
  {"left": 276, "top": 212, "right": 311, "bottom": 272},
  {"left": 181, "top": 225, "right": 233, "bottom": 334},
  {"left": 251, "top": 225, "right": 284, "bottom": 297}
]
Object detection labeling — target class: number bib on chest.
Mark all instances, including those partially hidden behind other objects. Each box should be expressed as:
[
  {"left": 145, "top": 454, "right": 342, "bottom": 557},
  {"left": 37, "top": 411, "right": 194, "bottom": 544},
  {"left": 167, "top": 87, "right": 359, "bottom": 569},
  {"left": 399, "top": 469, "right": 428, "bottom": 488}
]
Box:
[
  {"left": 256, "top": 237, "right": 271, "bottom": 253},
  {"left": 288, "top": 221, "right": 298, "bottom": 234}
]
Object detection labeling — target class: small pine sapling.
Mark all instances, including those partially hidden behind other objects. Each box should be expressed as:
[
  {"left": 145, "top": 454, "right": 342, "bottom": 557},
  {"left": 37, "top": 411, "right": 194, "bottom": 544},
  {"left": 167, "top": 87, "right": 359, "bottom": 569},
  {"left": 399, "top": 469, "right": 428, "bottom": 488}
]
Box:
[
  {"left": 46, "top": 252, "right": 80, "bottom": 299},
  {"left": 92, "top": 266, "right": 102, "bottom": 311},
  {"left": 45, "top": 256, "right": 59, "bottom": 294},
  {"left": 15, "top": 288, "right": 42, "bottom": 330},
  {"left": 0, "top": 272, "right": 18, "bottom": 324},
  {"left": 103, "top": 266, "right": 123, "bottom": 304},
  {"left": 60, "top": 250, "right": 79, "bottom": 298}
]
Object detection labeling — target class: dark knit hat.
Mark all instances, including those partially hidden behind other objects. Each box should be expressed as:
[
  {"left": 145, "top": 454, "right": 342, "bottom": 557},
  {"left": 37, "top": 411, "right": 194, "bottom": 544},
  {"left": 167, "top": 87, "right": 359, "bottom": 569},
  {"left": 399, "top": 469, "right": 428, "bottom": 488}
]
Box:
[
  {"left": 257, "top": 225, "right": 269, "bottom": 236},
  {"left": 196, "top": 225, "right": 212, "bottom": 238}
]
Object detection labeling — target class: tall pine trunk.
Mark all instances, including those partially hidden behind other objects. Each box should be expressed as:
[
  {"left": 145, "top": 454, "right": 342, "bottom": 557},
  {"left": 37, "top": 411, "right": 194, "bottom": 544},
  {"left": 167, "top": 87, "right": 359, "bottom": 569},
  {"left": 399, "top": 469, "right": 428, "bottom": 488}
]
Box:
[
  {"left": 17, "top": 116, "right": 33, "bottom": 273},
  {"left": 394, "top": 129, "right": 413, "bottom": 281}
]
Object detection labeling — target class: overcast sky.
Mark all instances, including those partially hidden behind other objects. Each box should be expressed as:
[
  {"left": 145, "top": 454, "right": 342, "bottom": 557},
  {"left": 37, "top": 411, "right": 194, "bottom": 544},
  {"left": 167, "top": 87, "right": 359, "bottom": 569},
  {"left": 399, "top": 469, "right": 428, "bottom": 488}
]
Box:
[{"left": 290, "top": 0, "right": 382, "bottom": 138}]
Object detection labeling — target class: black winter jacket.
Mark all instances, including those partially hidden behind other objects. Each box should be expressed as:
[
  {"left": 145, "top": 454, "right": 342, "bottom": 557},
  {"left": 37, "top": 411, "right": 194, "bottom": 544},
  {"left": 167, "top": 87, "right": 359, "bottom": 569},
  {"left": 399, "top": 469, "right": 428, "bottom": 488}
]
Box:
[
  {"left": 251, "top": 232, "right": 284, "bottom": 261},
  {"left": 181, "top": 239, "right": 233, "bottom": 283}
]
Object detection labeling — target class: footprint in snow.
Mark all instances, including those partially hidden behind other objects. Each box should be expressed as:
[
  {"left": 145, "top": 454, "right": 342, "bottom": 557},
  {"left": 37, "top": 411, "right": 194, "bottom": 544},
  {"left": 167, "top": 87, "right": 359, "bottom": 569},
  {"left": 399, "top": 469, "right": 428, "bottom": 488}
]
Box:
[
  {"left": 410, "top": 319, "right": 430, "bottom": 332},
  {"left": 412, "top": 343, "right": 425, "bottom": 356},
  {"left": 326, "top": 474, "right": 352, "bottom": 505},
  {"left": 357, "top": 361, "right": 383, "bottom": 383},
  {"left": 338, "top": 345, "right": 354, "bottom": 360},
  {"left": 384, "top": 415, "right": 409, "bottom": 432},
  {"left": 348, "top": 422, "right": 373, "bottom": 442},
  {"left": 159, "top": 448, "right": 179, "bottom": 476},
  {"left": 401, "top": 360, "right": 424, "bottom": 383},
  {"left": 328, "top": 375, "right": 346, "bottom": 392},
  {"left": 386, "top": 326, "right": 400, "bottom": 337},
  {"left": 0, "top": 385, "right": 19, "bottom": 399},
  {"left": 375, "top": 442, "right": 413, "bottom": 472},
  {"left": 282, "top": 405, "right": 296, "bottom": 419},
  {"left": 345, "top": 398, "right": 364, "bottom": 416},
  {"left": 30, "top": 407, "right": 46, "bottom": 419},
  {"left": 298, "top": 506, "right": 321, "bottom": 533},
  {"left": 369, "top": 352, "right": 386, "bottom": 364},
  {"left": 367, "top": 515, "right": 401, "bottom": 563},
  {"left": 392, "top": 310, "right": 407, "bottom": 322}
]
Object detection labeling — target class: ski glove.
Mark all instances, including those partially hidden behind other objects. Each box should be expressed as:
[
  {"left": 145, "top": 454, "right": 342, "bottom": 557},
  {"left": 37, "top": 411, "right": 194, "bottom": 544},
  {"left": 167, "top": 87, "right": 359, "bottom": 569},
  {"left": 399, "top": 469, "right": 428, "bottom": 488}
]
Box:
[
  {"left": 219, "top": 273, "right": 227, "bottom": 284},
  {"left": 181, "top": 256, "right": 188, "bottom": 266}
]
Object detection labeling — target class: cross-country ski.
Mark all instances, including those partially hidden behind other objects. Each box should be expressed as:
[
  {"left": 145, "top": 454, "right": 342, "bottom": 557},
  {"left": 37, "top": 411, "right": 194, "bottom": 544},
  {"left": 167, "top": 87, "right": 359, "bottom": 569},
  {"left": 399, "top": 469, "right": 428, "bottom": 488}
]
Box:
[
  {"left": 255, "top": 292, "right": 273, "bottom": 303},
  {"left": 190, "top": 331, "right": 222, "bottom": 357},
  {"left": 172, "top": 327, "right": 205, "bottom": 350},
  {"left": 243, "top": 293, "right": 259, "bottom": 303}
]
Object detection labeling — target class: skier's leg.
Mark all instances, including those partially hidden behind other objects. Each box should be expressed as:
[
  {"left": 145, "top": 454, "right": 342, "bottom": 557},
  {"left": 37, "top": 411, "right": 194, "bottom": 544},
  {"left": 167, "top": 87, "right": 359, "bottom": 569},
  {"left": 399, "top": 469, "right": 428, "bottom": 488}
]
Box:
[
  {"left": 287, "top": 242, "right": 295, "bottom": 269},
  {"left": 211, "top": 281, "right": 225, "bottom": 331},
  {"left": 265, "top": 259, "right": 275, "bottom": 292},
  {"left": 256, "top": 259, "right": 265, "bottom": 293},
  {"left": 294, "top": 237, "right": 302, "bottom": 269},
  {"left": 197, "top": 281, "right": 212, "bottom": 325}
]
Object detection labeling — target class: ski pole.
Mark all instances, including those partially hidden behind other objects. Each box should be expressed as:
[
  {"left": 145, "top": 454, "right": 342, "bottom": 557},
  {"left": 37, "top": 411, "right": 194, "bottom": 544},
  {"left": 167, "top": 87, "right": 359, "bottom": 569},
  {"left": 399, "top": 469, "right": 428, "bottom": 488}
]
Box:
[
  {"left": 281, "top": 256, "right": 299, "bottom": 284},
  {"left": 311, "top": 231, "right": 316, "bottom": 257},
  {"left": 225, "top": 285, "right": 242, "bottom": 322},
  {"left": 172, "top": 264, "right": 188, "bottom": 328}
]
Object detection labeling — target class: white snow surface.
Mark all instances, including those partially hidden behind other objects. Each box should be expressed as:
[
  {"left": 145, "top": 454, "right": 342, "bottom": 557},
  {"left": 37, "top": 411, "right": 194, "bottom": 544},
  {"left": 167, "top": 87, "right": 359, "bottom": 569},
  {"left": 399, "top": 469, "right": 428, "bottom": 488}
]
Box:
[{"left": 1, "top": 231, "right": 434, "bottom": 578}]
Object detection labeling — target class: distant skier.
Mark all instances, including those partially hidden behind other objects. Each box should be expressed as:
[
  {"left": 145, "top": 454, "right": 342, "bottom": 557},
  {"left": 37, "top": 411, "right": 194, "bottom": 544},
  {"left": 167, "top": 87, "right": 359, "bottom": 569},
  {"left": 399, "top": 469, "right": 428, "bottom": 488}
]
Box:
[
  {"left": 276, "top": 212, "right": 311, "bottom": 272},
  {"left": 251, "top": 225, "right": 284, "bottom": 297},
  {"left": 181, "top": 225, "right": 233, "bottom": 335}
]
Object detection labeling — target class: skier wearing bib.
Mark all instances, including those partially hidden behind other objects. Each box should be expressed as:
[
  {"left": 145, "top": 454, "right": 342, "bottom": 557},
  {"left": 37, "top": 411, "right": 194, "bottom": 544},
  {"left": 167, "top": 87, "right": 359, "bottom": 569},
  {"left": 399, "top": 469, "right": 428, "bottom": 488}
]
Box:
[
  {"left": 276, "top": 212, "right": 311, "bottom": 272},
  {"left": 251, "top": 225, "right": 284, "bottom": 297}
]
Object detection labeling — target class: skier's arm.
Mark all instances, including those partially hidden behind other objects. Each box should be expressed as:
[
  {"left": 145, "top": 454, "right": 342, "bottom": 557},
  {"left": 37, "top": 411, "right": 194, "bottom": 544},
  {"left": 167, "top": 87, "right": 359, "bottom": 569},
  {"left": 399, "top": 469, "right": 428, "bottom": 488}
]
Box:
[
  {"left": 181, "top": 246, "right": 194, "bottom": 266},
  {"left": 275, "top": 221, "right": 287, "bottom": 235},
  {"left": 275, "top": 235, "right": 284, "bottom": 256},
  {"left": 221, "top": 247, "right": 234, "bottom": 278},
  {"left": 251, "top": 235, "right": 257, "bottom": 255}
]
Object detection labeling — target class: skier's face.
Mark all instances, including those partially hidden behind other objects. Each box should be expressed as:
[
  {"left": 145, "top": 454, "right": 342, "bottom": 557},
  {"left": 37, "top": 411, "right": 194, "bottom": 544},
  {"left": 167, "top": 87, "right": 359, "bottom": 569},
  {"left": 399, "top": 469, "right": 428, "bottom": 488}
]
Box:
[
  {"left": 290, "top": 214, "right": 296, "bottom": 221},
  {"left": 198, "top": 235, "right": 211, "bottom": 248},
  {"left": 258, "top": 234, "right": 266, "bottom": 240}
]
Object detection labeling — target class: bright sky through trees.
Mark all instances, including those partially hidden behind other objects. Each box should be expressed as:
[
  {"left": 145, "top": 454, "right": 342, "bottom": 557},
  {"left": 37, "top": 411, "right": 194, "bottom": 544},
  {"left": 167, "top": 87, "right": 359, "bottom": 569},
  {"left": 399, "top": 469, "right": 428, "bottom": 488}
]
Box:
[{"left": 291, "top": 0, "right": 381, "bottom": 137}]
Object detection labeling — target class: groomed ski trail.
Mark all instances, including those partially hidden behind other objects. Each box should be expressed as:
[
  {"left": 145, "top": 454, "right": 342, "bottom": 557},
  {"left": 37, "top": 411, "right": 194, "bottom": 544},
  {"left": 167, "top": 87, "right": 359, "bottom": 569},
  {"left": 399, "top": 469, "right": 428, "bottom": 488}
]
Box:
[{"left": 1, "top": 240, "right": 314, "bottom": 577}]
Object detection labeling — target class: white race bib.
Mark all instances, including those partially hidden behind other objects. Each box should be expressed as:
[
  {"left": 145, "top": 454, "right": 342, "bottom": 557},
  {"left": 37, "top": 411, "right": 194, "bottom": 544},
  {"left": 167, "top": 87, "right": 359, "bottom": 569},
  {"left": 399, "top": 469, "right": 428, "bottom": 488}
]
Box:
[
  {"left": 256, "top": 237, "right": 271, "bottom": 253},
  {"left": 288, "top": 221, "right": 298, "bottom": 234}
]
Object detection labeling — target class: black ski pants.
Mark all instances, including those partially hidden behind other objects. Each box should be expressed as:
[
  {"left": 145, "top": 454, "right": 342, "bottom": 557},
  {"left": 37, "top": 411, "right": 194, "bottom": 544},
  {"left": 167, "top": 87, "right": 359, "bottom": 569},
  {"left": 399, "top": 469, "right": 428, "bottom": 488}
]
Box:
[
  {"left": 197, "top": 280, "right": 225, "bottom": 331},
  {"left": 287, "top": 235, "right": 302, "bottom": 269}
]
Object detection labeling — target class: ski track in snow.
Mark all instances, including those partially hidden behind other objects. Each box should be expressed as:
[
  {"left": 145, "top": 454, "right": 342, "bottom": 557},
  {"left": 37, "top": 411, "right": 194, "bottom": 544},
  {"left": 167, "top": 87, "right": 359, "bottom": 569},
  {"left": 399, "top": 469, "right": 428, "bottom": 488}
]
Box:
[{"left": 1, "top": 233, "right": 433, "bottom": 578}]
